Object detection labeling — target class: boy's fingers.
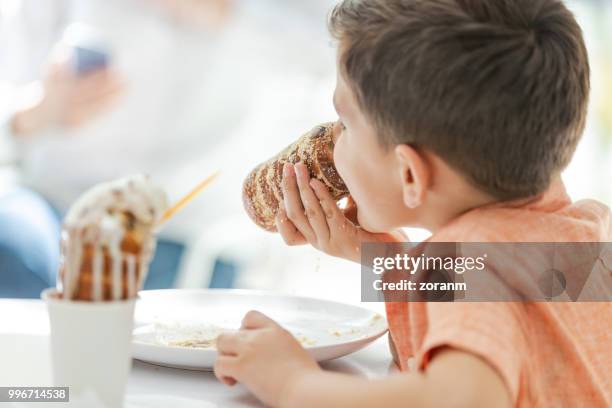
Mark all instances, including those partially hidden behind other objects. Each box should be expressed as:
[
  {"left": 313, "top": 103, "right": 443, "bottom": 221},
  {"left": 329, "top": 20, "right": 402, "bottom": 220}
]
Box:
[
  {"left": 241, "top": 310, "right": 276, "bottom": 330},
  {"left": 276, "top": 209, "right": 307, "bottom": 246},
  {"left": 310, "top": 178, "right": 347, "bottom": 233},
  {"left": 282, "top": 163, "right": 316, "bottom": 242},
  {"left": 342, "top": 195, "right": 359, "bottom": 225},
  {"left": 214, "top": 356, "right": 239, "bottom": 386},
  {"left": 294, "top": 163, "right": 330, "bottom": 243},
  {"left": 216, "top": 333, "right": 244, "bottom": 355}
]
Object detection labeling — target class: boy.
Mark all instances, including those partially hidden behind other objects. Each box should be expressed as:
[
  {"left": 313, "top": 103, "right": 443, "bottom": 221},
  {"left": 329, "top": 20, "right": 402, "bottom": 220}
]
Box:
[{"left": 214, "top": 0, "right": 611, "bottom": 406}]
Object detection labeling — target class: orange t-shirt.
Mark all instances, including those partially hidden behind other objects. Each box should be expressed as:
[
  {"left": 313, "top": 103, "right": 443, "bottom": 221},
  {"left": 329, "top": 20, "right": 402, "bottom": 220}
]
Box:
[{"left": 386, "top": 180, "right": 612, "bottom": 407}]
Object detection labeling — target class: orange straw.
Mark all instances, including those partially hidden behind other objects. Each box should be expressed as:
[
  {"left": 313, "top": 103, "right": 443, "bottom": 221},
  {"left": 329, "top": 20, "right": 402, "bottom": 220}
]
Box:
[{"left": 158, "top": 171, "right": 220, "bottom": 225}]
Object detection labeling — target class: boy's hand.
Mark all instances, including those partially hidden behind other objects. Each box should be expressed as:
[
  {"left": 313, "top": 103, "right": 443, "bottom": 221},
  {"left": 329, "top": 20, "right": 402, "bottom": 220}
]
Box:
[
  {"left": 214, "top": 310, "right": 321, "bottom": 408},
  {"left": 276, "top": 162, "right": 407, "bottom": 263}
]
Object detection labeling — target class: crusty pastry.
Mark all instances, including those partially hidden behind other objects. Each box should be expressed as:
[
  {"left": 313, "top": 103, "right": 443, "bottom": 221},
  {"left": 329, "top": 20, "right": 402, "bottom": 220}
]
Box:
[{"left": 243, "top": 122, "right": 349, "bottom": 231}]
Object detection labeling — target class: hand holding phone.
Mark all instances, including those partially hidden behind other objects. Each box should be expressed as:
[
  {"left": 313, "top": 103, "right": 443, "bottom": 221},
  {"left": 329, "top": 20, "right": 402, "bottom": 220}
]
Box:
[{"left": 73, "top": 46, "right": 109, "bottom": 75}]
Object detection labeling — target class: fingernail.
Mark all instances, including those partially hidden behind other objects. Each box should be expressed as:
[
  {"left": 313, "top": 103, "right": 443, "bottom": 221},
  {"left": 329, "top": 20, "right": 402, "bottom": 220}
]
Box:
[
  {"left": 295, "top": 162, "right": 304, "bottom": 176},
  {"left": 309, "top": 178, "right": 317, "bottom": 189},
  {"left": 283, "top": 163, "right": 291, "bottom": 177}
]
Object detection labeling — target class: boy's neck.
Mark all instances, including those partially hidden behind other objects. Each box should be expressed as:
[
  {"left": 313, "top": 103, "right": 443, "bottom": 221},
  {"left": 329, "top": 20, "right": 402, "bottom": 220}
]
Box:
[
  {"left": 401, "top": 154, "right": 563, "bottom": 235},
  {"left": 415, "top": 155, "right": 500, "bottom": 234},
  {"left": 425, "top": 189, "right": 498, "bottom": 233},
  {"left": 421, "top": 175, "right": 565, "bottom": 234}
]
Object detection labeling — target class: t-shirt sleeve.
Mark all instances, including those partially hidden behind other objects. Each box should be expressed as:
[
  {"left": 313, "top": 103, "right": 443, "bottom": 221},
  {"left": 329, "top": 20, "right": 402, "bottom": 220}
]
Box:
[{"left": 418, "top": 302, "right": 527, "bottom": 403}]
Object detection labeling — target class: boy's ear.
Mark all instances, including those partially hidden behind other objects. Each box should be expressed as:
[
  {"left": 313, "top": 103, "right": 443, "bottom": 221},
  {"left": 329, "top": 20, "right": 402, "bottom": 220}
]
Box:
[{"left": 394, "top": 144, "right": 430, "bottom": 209}]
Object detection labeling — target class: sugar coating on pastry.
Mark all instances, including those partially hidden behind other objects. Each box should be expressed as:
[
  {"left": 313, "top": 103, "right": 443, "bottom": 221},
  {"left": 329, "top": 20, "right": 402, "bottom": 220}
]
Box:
[
  {"left": 64, "top": 175, "right": 167, "bottom": 231},
  {"left": 243, "top": 122, "right": 349, "bottom": 231},
  {"left": 60, "top": 175, "right": 168, "bottom": 301}
]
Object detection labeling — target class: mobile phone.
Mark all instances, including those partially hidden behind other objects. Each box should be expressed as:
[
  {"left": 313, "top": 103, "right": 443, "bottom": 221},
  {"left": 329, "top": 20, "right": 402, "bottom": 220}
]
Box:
[{"left": 73, "top": 46, "right": 109, "bottom": 75}]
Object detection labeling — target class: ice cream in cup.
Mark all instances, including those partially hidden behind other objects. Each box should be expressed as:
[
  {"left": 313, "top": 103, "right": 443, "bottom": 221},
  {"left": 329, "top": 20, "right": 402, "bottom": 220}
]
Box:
[{"left": 42, "top": 175, "right": 168, "bottom": 407}]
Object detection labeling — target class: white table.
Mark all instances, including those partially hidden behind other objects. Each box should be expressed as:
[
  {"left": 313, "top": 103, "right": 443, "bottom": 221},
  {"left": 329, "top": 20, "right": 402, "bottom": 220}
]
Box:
[{"left": 0, "top": 299, "right": 395, "bottom": 407}]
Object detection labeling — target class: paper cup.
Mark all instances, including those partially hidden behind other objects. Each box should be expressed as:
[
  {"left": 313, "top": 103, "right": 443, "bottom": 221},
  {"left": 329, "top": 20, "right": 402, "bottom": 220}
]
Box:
[{"left": 42, "top": 288, "right": 136, "bottom": 408}]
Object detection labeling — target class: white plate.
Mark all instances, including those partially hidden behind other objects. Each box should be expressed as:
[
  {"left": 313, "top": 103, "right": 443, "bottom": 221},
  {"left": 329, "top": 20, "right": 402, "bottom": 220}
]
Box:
[{"left": 132, "top": 289, "right": 387, "bottom": 370}]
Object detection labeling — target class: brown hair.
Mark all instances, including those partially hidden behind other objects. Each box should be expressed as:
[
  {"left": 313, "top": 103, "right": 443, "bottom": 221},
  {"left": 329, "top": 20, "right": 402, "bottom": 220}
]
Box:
[{"left": 329, "top": 0, "right": 590, "bottom": 200}]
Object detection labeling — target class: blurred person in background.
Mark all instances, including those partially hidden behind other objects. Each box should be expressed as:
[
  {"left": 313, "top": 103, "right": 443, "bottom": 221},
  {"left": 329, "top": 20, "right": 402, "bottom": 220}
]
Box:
[
  {"left": 0, "top": 0, "right": 344, "bottom": 299},
  {"left": 0, "top": 0, "right": 249, "bottom": 297}
]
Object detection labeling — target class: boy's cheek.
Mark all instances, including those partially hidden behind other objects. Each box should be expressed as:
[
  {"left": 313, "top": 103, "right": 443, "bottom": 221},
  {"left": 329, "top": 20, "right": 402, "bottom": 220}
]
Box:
[
  {"left": 333, "top": 139, "right": 348, "bottom": 182},
  {"left": 357, "top": 204, "right": 390, "bottom": 232},
  {"left": 334, "top": 138, "right": 363, "bottom": 195},
  {"left": 334, "top": 151, "right": 379, "bottom": 229},
  {"left": 334, "top": 141, "right": 403, "bottom": 231},
  {"left": 355, "top": 185, "right": 410, "bottom": 232}
]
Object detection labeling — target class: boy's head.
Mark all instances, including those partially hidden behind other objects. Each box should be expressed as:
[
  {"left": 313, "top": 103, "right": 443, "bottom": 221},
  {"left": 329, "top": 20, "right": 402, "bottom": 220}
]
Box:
[{"left": 329, "top": 0, "right": 590, "bottom": 232}]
